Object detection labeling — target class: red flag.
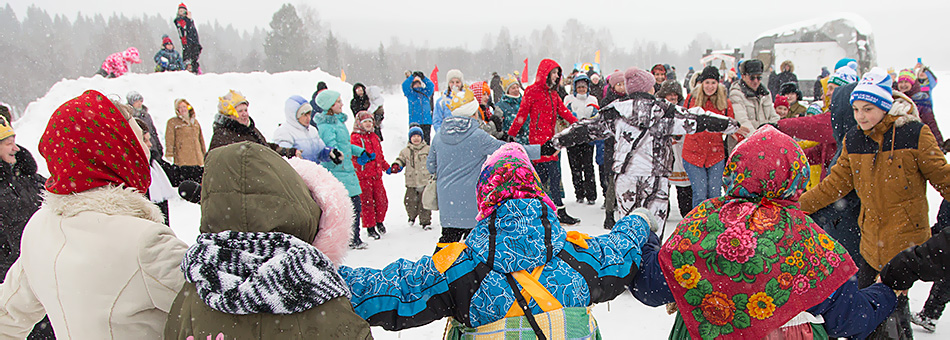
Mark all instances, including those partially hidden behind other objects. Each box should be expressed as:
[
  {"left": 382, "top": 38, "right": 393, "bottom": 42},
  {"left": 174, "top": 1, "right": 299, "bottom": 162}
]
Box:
[
  {"left": 430, "top": 65, "right": 440, "bottom": 92},
  {"left": 521, "top": 59, "right": 529, "bottom": 83}
]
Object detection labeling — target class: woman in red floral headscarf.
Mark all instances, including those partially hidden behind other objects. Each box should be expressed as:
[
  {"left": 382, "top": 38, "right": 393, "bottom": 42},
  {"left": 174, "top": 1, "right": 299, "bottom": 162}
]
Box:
[
  {"left": 629, "top": 125, "right": 898, "bottom": 339},
  {"left": 0, "top": 90, "right": 188, "bottom": 339}
]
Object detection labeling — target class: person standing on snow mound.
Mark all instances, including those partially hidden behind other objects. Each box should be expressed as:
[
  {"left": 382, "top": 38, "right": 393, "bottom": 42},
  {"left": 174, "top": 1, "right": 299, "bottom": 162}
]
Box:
[
  {"left": 402, "top": 70, "right": 435, "bottom": 143},
  {"left": 507, "top": 59, "right": 580, "bottom": 226},
  {"left": 799, "top": 68, "right": 950, "bottom": 339},
  {"left": 342, "top": 143, "right": 654, "bottom": 339},
  {"left": 164, "top": 142, "right": 372, "bottom": 339},
  {"left": 174, "top": 3, "right": 202, "bottom": 74},
  {"left": 544, "top": 67, "right": 743, "bottom": 238},
  {"left": 96, "top": 47, "right": 141, "bottom": 78},
  {"left": 0, "top": 90, "right": 189, "bottom": 338},
  {"left": 629, "top": 125, "right": 898, "bottom": 339}
]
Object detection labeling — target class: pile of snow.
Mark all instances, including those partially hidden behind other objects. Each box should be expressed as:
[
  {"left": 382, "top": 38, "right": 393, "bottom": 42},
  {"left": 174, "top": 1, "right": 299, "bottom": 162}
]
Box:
[{"left": 11, "top": 70, "right": 950, "bottom": 339}]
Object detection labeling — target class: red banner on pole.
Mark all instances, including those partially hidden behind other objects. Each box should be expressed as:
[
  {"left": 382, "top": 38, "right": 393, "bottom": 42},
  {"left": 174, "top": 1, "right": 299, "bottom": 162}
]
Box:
[
  {"left": 521, "top": 59, "right": 529, "bottom": 83},
  {"left": 430, "top": 65, "right": 440, "bottom": 92}
]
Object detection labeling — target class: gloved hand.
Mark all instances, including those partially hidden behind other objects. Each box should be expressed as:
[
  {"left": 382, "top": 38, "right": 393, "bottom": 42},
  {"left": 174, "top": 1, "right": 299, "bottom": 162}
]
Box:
[
  {"left": 502, "top": 134, "right": 516, "bottom": 143},
  {"left": 540, "top": 140, "right": 558, "bottom": 156},
  {"left": 356, "top": 151, "right": 376, "bottom": 166},
  {"left": 412, "top": 71, "right": 426, "bottom": 80},
  {"left": 386, "top": 163, "right": 402, "bottom": 175},
  {"left": 178, "top": 180, "right": 201, "bottom": 204},
  {"left": 941, "top": 139, "right": 950, "bottom": 154},
  {"left": 330, "top": 148, "right": 344, "bottom": 164}
]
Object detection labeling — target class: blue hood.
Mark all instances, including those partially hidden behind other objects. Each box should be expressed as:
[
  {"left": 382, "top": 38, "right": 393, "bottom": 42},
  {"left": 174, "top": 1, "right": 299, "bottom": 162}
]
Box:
[
  {"left": 465, "top": 199, "right": 565, "bottom": 273},
  {"left": 437, "top": 116, "right": 479, "bottom": 145}
]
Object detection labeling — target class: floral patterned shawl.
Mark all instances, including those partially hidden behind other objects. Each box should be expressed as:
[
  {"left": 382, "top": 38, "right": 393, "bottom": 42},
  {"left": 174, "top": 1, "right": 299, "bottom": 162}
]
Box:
[
  {"left": 476, "top": 143, "right": 556, "bottom": 221},
  {"left": 658, "top": 125, "right": 857, "bottom": 339}
]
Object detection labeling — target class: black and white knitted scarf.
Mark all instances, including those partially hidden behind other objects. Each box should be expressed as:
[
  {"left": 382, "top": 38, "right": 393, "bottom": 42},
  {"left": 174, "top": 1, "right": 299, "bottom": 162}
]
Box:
[{"left": 181, "top": 231, "right": 350, "bottom": 315}]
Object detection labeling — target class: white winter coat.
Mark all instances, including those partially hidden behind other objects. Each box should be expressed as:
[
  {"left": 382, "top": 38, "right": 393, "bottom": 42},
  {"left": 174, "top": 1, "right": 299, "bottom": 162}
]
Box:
[
  {"left": 0, "top": 186, "right": 187, "bottom": 339},
  {"left": 273, "top": 107, "right": 331, "bottom": 163}
]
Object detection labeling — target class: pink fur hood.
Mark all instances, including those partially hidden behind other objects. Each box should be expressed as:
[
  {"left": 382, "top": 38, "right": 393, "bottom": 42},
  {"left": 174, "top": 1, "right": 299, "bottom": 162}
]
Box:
[{"left": 286, "top": 157, "right": 354, "bottom": 265}]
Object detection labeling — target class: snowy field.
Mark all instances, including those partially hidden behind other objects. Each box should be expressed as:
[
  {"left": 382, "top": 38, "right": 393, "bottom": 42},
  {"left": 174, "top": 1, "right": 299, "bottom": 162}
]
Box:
[{"left": 12, "top": 69, "right": 950, "bottom": 338}]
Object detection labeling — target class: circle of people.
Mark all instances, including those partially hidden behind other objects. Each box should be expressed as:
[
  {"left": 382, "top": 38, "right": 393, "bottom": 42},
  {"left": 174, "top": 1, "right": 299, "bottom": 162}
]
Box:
[{"left": 0, "top": 55, "right": 946, "bottom": 339}]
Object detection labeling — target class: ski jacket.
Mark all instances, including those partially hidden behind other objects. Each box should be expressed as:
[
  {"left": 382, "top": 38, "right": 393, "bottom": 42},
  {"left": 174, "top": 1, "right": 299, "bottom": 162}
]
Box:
[
  {"left": 402, "top": 76, "right": 434, "bottom": 125},
  {"left": 153, "top": 48, "right": 185, "bottom": 71},
  {"left": 350, "top": 130, "right": 387, "bottom": 180},
  {"left": 272, "top": 103, "right": 332, "bottom": 164},
  {"left": 508, "top": 59, "right": 578, "bottom": 163},
  {"left": 340, "top": 201, "right": 651, "bottom": 330},
  {"left": 313, "top": 110, "right": 365, "bottom": 197}
]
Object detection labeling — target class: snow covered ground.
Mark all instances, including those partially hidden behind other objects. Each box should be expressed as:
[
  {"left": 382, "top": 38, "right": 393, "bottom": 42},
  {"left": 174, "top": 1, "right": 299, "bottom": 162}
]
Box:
[{"left": 12, "top": 69, "right": 950, "bottom": 338}]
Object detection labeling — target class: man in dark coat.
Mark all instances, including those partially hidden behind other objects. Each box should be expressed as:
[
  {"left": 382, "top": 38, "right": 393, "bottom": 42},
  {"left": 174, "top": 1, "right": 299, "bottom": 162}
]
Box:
[
  {"left": 768, "top": 60, "right": 799, "bottom": 100},
  {"left": 174, "top": 3, "right": 202, "bottom": 74}
]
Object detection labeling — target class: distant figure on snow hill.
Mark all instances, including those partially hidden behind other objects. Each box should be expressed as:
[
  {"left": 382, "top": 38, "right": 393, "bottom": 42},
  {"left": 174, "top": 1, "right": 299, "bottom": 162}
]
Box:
[
  {"left": 174, "top": 3, "right": 202, "bottom": 74},
  {"left": 154, "top": 34, "right": 185, "bottom": 72},
  {"left": 96, "top": 47, "right": 141, "bottom": 78}
]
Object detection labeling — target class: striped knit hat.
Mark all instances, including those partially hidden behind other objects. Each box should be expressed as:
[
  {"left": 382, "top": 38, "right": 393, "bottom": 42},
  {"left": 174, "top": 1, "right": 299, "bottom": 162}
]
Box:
[
  {"left": 898, "top": 69, "right": 917, "bottom": 84},
  {"left": 850, "top": 67, "right": 893, "bottom": 112}
]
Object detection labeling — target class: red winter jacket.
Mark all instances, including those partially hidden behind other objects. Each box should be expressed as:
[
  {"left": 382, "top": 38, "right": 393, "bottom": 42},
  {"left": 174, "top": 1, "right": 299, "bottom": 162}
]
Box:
[
  {"left": 351, "top": 131, "right": 388, "bottom": 179},
  {"left": 508, "top": 59, "right": 578, "bottom": 163},
  {"left": 682, "top": 95, "right": 734, "bottom": 167}
]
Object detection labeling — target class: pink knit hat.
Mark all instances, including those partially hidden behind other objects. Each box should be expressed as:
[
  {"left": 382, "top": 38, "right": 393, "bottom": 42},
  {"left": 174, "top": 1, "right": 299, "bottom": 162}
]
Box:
[
  {"left": 624, "top": 67, "right": 655, "bottom": 95},
  {"left": 608, "top": 70, "right": 625, "bottom": 87}
]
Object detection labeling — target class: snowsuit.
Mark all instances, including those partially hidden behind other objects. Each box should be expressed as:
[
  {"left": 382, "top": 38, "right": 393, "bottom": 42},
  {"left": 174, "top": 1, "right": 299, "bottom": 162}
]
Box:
[
  {"left": 153, "top": 48, "right": 185, "bottom": 72},
  {"left": 339, "top": 200, "right": 651, "bottom": 336},
  {"left": 729, "top": 79, "right": 780, "bottom": 130},
  {"left": 164, "top": 142, "right": 372, "bottom": 339},
  {"left": 132, "top": 105, "right": 163, "bottom": 156},
  {"left": 563, "top": 78, "right": 599, "bottom": 203},
  {"left": 98, "top": 47, "right": 140, "bottom": 78},
  {"left": 394, "top": 142, "right": 431, "bottom": 226},
  {"left": 165, "top": 116, "right": 206, "bottom": 166},
  {"left": 351, "top": 128, "right": 388, "bottom": 230},
  {"left": 496, "top": 94, "right": 528, "bottom": 144},
  {"left": 174, "top": 14, "right": 202, "bottom": 72},
  {"left": 427, "top": 117, "right": 540, "bottom": 235},
  {"left": 549, "top": 92, "right": 739, "bottom": 235},
  {"left": 402, "top": 76, "right": 435, "bottom": 141}
]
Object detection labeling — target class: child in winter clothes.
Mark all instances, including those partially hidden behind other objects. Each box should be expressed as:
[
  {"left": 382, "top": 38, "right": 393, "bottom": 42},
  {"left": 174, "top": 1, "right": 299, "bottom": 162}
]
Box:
[
  {"left": 351, "top": 111, "right": 389, "bottom": 239},
  {"left": 174, "top": 3, "right": 202, "bottom": 73},
  {"left": 495, "top": 74, "right": 528, "bottom": 144},
  {"left": 779, "top": 82, "right": 808, "bottom": 117},
  {"left": 154, "top": 35, "right": 185, "bottom": 72},
  {"left": 546, "top": 67, "right": 742, "bottom": 237},
  {"left": 390, "top": 126, "right": 432, "bottom": 229},
  {"left": 631, "top": 125, "right": 898, "bottom": 339},
  {"left": 774, "top": 95, "right": 791, "bottom": 118},
  {"left": 341, "top": 143, "right": 654, "bottom": 338},
  {"left": 96, "top": 47, "right": 141, "bottom": 78},
  {"left": 800, "top": 68, "right": 950, "bottom": 338},
  {"left": 314, "top": 90, "right": 376, "bottom": 249},
  {"left": 563, "top": 74, "right": 599, "bottom": 205}
]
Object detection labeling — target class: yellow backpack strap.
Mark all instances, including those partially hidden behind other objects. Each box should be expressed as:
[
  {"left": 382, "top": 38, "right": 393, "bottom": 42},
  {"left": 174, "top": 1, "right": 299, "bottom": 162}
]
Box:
[
  {"left": 505, "top": 266, "right": 563, "bottom": 317},
  {"left": 432, "top": 242, "right": 468, "bottom": 274},
  {"left": 565, "top": 231, "right": 593, "bottom": 249}
]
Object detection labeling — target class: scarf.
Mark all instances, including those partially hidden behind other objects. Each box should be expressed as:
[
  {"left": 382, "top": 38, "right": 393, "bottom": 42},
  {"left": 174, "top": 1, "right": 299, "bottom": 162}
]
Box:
[
  {"left": 39, "top": 90, "right": 150, "bottom": 194},
  {"left": 658, "top": 126, "right": 856, "bottom": 339},
  {"left": 181, "top": 231, "right": 350, "bottom": 315},
  {"left": 476, "top": 143, "right": 555, "bottom": 220}
]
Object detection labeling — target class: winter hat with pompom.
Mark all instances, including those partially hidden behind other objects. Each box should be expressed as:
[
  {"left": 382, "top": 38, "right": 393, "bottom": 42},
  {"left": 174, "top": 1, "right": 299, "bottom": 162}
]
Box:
[
  {"left": 607, "top": 70, "right": 625, "bottom": 87},
  {"left": 162, "top": 34, "right": 173, "bottom": 46},
  {"left": 315, "top": 90, "right": 341, "bottom": 111},
  {"left": 829, "top": 65, "right": 858, "bottom": 87},
  {"left": 773, "top": 95, "right": 790, "bottom": 109},
  {"left": 850, "top": 67, "right": 894, "bottom": 112},
  {"left": 898, "top": 69, "right": 917, "bottom": 84},
  {"left": 623, "top": 67, "right": 655, "bottom": 95}
]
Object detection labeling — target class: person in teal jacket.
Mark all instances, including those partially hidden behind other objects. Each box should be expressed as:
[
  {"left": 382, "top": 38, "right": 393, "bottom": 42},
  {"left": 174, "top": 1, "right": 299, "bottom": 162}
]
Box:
[{"left": 314, "top": 90, "right": 376, "bottom": 249}]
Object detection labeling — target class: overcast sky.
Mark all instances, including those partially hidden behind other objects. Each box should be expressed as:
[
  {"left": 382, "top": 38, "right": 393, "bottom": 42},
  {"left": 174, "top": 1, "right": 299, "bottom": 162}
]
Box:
[{"left": 9, "top": 0, "right": 949, "bottom": 70}]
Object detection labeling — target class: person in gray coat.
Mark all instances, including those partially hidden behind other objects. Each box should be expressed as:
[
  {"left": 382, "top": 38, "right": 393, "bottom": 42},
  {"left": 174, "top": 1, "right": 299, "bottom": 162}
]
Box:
[{"left": 427, "top": 87, "right": 545, "bottom": 248}]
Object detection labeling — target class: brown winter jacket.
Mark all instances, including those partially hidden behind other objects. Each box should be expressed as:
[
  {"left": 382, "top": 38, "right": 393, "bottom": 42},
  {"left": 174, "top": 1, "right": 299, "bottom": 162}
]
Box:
[
  {"left": 394, "top": 142, "right": 430, "bottom": 188},
  {"left": 164, "top": 116, "right": 206, "bottom": 166},
  {"left": 163, "top": 142, "right": 372, "bottom": 339},
  {"left": 799, "top": 92, "right": 950, "bottom": 270}
]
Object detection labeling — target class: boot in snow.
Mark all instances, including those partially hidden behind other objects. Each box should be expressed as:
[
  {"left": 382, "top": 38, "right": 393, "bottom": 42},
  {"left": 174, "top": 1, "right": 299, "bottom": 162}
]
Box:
[
  {"left": 557, "top": 208, "right": 580, "bottom": 225},
  {"left": 604, "top": 213, "right": 615, "bottom": 230},
  {"left": 911, "top": 312, "right": 936, "bottom": 333},
  {"left": 349, "top": 241, "right": 368, "bottom": 250},
  {"left": 367, "top": 227, "right": 381, "bottom": 240},
  {"left": 421, "top": 223, "right": 432, "bottom": 230},
  {"left": 376, "top": 223, "right": 387, "bottom": 235}
]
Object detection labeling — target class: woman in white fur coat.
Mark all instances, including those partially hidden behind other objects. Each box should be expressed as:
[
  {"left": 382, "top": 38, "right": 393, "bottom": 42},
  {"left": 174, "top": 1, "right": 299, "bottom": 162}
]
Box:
[{"left": 0, "top": 90, "right": 189, "bottom": 339}]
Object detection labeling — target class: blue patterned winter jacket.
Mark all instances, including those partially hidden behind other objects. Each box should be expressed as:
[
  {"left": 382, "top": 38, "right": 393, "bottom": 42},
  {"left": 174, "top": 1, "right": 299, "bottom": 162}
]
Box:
[{"left": 339, "top": 198, "right": 651, "bottom": 330}]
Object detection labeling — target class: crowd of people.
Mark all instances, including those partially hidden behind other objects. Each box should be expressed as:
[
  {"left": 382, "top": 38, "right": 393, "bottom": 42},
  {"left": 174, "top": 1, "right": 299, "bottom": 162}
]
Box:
[
  {"left": 97, "top": 3, "right": 202, "bottom": 78},
  {"left": 0, "top": 51, "right": 946, "bottom": 339}
]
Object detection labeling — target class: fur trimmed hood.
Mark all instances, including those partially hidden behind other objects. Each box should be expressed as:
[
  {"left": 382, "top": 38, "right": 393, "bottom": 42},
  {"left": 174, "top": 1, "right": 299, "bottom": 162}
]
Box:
[
  {"left": 286, "top": 157, "right": 354, "bottom": 265},
  {"left": 42, "top": 185, "right": 165, "bottom": 224},
  {"left": 889, "top": 90, "right": 920, "bottom": 128}
]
